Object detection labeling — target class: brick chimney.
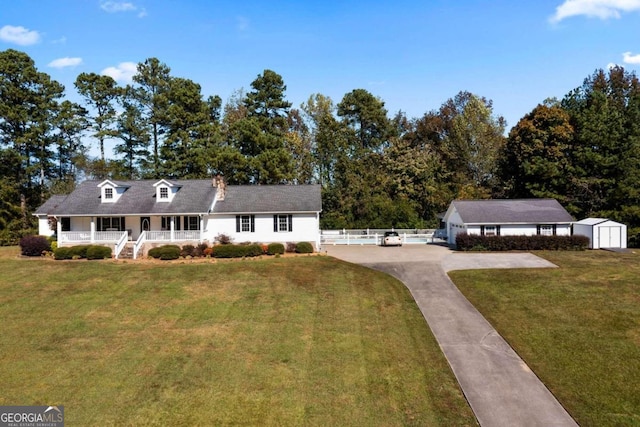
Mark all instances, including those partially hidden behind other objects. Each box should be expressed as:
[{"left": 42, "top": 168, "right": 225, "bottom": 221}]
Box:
[{"left": 214, "top": 174, "right": 226, "bottom": 201}]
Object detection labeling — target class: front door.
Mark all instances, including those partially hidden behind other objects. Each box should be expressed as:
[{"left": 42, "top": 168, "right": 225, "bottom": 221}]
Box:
[{"left": 140, "top": 217, "right": 151, "bottom": 235}]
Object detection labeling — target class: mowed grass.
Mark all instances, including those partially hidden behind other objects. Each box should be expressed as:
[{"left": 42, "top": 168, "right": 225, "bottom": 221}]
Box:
[
  {"left": 0, "top": 247, "right": 476, "bottom": 426},
  {"left": 449, "top": 250, "right": 640, "bottom": 427}
]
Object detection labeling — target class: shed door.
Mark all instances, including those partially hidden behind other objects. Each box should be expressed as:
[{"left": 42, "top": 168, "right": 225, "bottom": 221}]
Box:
[{"left": 599, "top": 226, "right": 621, "bottom": 248}]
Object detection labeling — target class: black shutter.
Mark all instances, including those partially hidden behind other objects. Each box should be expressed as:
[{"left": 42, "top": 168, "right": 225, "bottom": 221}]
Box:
[
  {"left": 288, "top": 215, "right": 293, "bottom": 232},
  {"left": 176, "top": 216, "right": 181, "bottom": 231},
  {"left": 236, "top": 216, "right": 240, "bottom": 233},
  {"left": 480, "top": 225, "right": 485, "bottom": 236},
  {"left": 250, "top": 215, "right": 255, "bottom": 232},
  {"left": 496, "top": 225, "right": 501, "bottom": 236},
  {"left": 536, "top": 225, "right": 541, "bottom": 235},
  {"left": 97, "top": 217, "right": 102, "bottom": 232},
  {"left": 553, "top": 225, "right": 557, "bottom": 236},
  {"left": 274, "top": 215, "right": 278, "bottom": 232}
]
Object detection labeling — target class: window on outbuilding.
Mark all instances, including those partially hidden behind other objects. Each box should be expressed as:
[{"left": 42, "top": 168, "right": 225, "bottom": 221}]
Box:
[
  {"left": 480, "top": 225, "right": 500, "bottom": 236},
  {"left": 537, "top": 225, "right": 557, "bottom": 236}
]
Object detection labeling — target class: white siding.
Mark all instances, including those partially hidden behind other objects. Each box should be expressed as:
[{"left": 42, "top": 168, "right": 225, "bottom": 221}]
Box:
[
  {"left": 205, "top": 213, "right": 320, "bottom": 248},
  {"left": 445, "top": 208, "right": 466, "bottom": 245},
  {"left": 37, "top": 216, "right": 54, "bottom": 236}
]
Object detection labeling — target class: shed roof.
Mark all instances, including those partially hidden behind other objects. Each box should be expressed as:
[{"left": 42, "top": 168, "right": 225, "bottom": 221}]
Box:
[
  {"left": 451, "top": 199, "right": 573, "bottom": 224},
  {"left": 574, "top": 218, "right": 625, "bottom": 226}
]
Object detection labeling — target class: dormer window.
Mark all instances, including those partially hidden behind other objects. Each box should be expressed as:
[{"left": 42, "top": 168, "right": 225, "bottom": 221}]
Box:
[
  {"left": 153, "top": 179, "right": 181, "bottom": 203},
  {"left": 98, "top": 179, "right": 129, "bottom": 204}
]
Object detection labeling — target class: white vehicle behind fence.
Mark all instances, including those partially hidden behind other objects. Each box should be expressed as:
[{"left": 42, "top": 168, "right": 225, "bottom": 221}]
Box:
[{"left": 381, "top": 231, "right": 403, "bottom": 246}]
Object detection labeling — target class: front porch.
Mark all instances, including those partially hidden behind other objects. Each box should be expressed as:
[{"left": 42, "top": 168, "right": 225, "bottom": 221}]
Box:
[{"left": 57, "top": 215, "right": 205, "bottom": 259}]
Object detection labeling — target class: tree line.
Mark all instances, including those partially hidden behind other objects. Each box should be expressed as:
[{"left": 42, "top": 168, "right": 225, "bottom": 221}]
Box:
[{"left": 1, "top": 48, "right": 639, "bottom": 244}]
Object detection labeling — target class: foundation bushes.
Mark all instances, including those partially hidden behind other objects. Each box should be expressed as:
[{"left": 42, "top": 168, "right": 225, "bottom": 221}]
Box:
[
  {"left": 267, "top": 243, "right": 285, "bottom": 255},
  {"left": 455, "top": 233, "right": 589, "bottom": 251},
  {"left": 86, "top": 245, "right": 112, "bottom": 260},
  {"left": 148, "top": 245, "right": 181, "bottom": 260},
  {"left": 213, "top": 244, "right": 263, "bottom": 258},
  {"left": 295, "top": 242, "right": 314, "bottom": 253},
  {"left": 54, "top": 245, "right": 112, "bottom": 260}
]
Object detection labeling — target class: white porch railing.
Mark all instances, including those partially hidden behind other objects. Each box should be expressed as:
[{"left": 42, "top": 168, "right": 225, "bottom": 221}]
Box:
[
  {"left": 146, "top": 230, "right": 201, "bottom": 241},
  {"left": 60, "top": 231, "right": 126, "bottom": 243},
  {"left": 114, "top": 232, "right": 128, "bottom": 259},
  {"left": 133, "top": 231, "right": 146, "bottom": 260}
]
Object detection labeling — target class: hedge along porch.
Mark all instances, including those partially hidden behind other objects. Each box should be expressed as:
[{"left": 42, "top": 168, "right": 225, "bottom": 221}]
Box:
[{"left": 34, "top": 178, "right": 322, "bottom": 259}]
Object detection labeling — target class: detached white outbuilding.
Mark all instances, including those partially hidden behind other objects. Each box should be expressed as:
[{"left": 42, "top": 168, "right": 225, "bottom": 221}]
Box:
[{"left": 573, "top": 218, "right": 627, "bottom": 249}]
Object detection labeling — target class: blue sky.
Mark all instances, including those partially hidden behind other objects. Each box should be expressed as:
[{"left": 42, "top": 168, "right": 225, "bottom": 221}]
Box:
[{"left": 2, "top": 0, "right": 640, "bottom": 133}]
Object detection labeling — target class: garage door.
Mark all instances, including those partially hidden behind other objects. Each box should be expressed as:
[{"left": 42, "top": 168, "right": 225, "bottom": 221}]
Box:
[{"left": 599, "top": 226, "right": 621, "bottom": 248}]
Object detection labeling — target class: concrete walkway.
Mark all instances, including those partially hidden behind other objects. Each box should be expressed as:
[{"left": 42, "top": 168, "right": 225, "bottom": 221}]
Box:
[{"left": 324, "top": 245, "right": 578, "bottom": 427}]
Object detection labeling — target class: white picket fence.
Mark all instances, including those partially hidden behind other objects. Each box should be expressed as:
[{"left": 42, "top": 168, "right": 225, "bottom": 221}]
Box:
[{"left": 321, "top": 229, "right": 442, "bottom": 246}]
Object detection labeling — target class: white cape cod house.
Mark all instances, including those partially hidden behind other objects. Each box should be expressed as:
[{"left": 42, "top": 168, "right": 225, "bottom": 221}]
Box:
[
  {"left": 34, "top": 178, "right": 322, "bottom": 258},
  {"left": 443, "top": 199, "right": 574, "bottom": 245}
]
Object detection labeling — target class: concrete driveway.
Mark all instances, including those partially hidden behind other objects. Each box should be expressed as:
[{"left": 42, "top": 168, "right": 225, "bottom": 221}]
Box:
[{"left": 324, "top": 245, "right": 577, "bottom": 427}]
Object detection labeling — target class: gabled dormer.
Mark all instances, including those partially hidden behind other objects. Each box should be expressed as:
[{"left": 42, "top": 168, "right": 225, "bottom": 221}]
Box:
[
  {"left": 153, "top": 179, "right": 181, "bottom": 203},
  {"left": 97, "top": 180, "right": 130, "bottom": 203}
]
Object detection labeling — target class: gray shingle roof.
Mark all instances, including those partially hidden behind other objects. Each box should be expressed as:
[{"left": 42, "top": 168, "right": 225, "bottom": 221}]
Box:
[
  {"left": 452, "top": 199, "right": 573, "bottom": 224},
  {"left": 35, "top": 180, "right": 321, "bottom": 216},
  {"left": 33, "top": 195, "right": 67, "bottom": 215},
  {"left": 212, "top": 185, "right": 322, "bottom": 213},
  {"left": 39, "top": 180, "right": 216, "bottom": 216}
]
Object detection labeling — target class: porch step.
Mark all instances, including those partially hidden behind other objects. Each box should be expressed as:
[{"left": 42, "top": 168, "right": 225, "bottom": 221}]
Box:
[{"left": 117, "top": 243, "right": 136, "bottom": 259}]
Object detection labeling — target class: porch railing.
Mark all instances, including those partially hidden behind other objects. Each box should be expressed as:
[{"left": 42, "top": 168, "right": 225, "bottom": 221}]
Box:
[
  {"left": 59, "top": 231, "right": 126, "bottom": 243},
  {"left": 146, "top": 230, "right": 201, "bottom": 241},
  {"left": 114, "top": 232, "right": 128, "bottom": 259},
  {"left": 133, "top": 231, "right": 146, "bottom": 260}
]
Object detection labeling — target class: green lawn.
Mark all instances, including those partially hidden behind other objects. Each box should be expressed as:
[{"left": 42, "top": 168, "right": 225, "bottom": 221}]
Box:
[
  {"left": 0, "top": 247, "right": 476, "bottom": 426},
  {"left": 449, "top": 250, "right": 640, "bottom": 427}
]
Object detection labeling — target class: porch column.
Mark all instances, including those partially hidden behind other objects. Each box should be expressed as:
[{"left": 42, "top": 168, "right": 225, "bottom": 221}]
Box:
[
  {"left": 56, "top": 217, "right": 62, "bottom": 240},
  {"left": 170, "top": 216, "right": 175, "bottom": 242},
  {"left": 199, "top": 216, "right": 204, "bottom": 243},
  {"left": 90, "top": 217, "right": 96, "bottom": 243}
]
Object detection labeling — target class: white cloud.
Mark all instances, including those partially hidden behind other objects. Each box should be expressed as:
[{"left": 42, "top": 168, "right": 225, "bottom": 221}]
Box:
[
  {"left": 550, "top": 0, "right": 640, "bottom": 23},
  {"left": 100, "top": 1, "right": 146, "bottom": 17},
  {"left": 623, "top": 51, "right": 640, "bottom": 64},
  {"left": 100, "top": 1, "right": 135, "bottom": 12},
  {"left": 48, "top": 57, "right": 83, "bottom": 68},
  {"left": 101, "top": 62, "right": 137, "bottom": 83},
  {"left": 0, "top": 25, "right": 41, "bottom": 46}
]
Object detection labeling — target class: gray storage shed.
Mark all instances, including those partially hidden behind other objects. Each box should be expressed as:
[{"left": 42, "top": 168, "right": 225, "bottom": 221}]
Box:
[{"left": 573, "top": 218, "right": 627, "bottom": 249}]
